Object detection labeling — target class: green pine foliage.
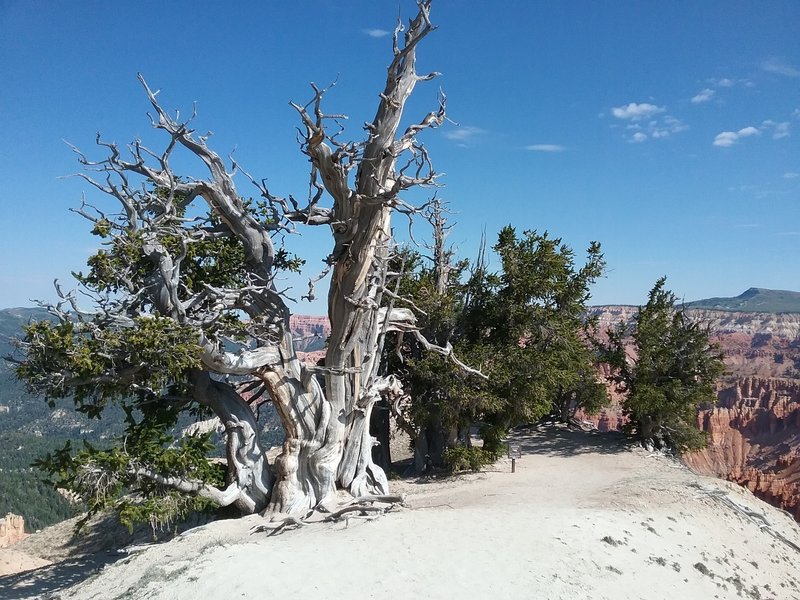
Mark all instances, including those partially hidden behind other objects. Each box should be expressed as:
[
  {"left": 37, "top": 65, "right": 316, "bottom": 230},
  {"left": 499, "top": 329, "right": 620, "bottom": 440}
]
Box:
[
  {"left": 600, "top": 277, "right": 726, "bottom": 452},
  {"left": 32, "top": 403, "right": 224, "bottom": 532},
  {"left": 9, "top": 186, "right": 301, "bottom": 531},
  {"left": 389, "top": 225, "right": 608, "bottom": 465},
  {"left": 441, "top": 446, "right": 500, "bottom": 472},
  {"left": 385, "top": 246, "right": 486, "bottom": 462},
  {"left": 10, "top": 199, "right": 274, "bottom": 531},
  {"left": 18, "top": 316, "right": 202, "bottom": 412},
  {"left": 471, "top": 228, "right": 607, "bottom": 440}
]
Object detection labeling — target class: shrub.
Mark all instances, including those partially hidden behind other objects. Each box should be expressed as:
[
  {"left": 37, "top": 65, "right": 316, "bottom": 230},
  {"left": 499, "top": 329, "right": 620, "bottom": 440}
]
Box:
[{"left": 442, "top": 446, "right": 499, "bottom": 472}]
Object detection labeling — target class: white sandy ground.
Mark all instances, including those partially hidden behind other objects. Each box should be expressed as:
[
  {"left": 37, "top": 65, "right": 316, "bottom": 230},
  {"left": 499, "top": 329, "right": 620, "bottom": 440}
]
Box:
[
  {"left": 0, "top": 550, "right": 50, "bottom": 578},
  {"left": 3, "top": 427, "right": 800, "bottom": 600}
]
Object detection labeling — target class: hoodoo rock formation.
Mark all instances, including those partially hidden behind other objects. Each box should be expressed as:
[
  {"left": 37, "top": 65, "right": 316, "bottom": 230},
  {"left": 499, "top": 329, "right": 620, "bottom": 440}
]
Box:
[
  {"left": 685, "top": 377, "right": 800, "bottom": 520},
  {"left": 0, "top": 513, "right": 27, "bottom": 548}
]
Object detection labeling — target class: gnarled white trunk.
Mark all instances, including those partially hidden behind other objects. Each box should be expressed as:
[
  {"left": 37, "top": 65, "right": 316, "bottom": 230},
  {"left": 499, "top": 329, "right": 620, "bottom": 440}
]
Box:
[
  {"left": 262, "top": 330, "right": 336, "bottom": 513},
  {"left": 191, "top": 370, "right": 272, "bottom": 514},
  {"left": 312, "top": 4, "right": 440, "bottom": 498}
]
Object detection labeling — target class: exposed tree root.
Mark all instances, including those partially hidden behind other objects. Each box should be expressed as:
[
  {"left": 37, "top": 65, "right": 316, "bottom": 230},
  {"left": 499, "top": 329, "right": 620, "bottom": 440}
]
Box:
[{"left": 250, "top": 494, "right": 407, "bottom": 536}]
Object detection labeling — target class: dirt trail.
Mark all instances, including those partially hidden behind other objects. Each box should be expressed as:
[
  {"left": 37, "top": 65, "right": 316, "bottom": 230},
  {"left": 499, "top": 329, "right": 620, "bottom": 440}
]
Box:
[{"left": 3, "top": 427, "right": 799, "bottom": 600}]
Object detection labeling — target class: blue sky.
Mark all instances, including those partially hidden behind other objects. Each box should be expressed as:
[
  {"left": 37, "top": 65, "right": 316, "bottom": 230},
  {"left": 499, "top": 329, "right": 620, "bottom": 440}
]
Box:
[{"left": 1, "top": 1, "right": 798, "bottom": 315}]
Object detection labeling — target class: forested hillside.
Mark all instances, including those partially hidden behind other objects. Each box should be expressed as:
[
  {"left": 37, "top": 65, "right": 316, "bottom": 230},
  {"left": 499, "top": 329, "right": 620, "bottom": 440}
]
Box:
[{"left": 0, "top": 308, "right": 89, "bottom": 529}]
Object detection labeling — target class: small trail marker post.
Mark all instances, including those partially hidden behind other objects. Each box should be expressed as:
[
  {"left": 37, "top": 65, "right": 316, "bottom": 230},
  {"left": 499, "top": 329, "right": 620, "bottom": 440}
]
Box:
[{"left": 507, "top": 443, "right": 522, "bottom": 473}]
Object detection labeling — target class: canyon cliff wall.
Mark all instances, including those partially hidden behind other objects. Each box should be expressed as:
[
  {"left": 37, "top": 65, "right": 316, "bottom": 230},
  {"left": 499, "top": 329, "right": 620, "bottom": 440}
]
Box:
[
  {"left": 0, "top": 513, "right": 27, "bottom": 547},
  {"left": 289, "top": 315, "right": 330, "bottom": 364},
  {"left": 289, "top": 315, "right": 330, "bottom": 352},
  {"left": 590, "top": 306, "right": 800, "bottom": 336},
  {"left": 685, "top": 377, "right": 800, "bottom": 520}
]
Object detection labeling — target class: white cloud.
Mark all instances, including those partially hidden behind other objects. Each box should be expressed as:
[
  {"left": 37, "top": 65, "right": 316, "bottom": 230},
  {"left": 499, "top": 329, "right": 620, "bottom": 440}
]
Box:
[
  {"left": 773, "top": 121, "right": 790, "bottom": 139},
  {"left": 622, "top": 115, "right": 686, "bottom": 142},
  {"left": 363, "top": 28, "right": 390, "bottom": 38},
  {"left": 761, "top": 119, "right": 791, "bottom": 139},
  {"left": 525, "top": 144, "right": 565, "bottom": 152},
  {"left": 607, "top": 101, "right": 687, "bottom": 143},
  {"left": 691, "top": 88, "right": 715, "bottom": 104},
  {"left": 761, "top": 57, "right": 800, "bottom": 78},
  {"left": 611, "top": 102, "right": 665, "bottom": 121},
  {"left": 656, "top": 116, "right": 688, "bottom": 137},
  {"left": 608, "top": 101, "right": 685, "bottom": 142},
  {"left": 707, "top": 77, "right": 753, "bottom": 89},
  {"left": 443, "top": 125, "right": 486, "bottom": 143},
  {"left": 784, "top": 172, "right": 799, "bottom": 179},
  {"left": 712, "top": 126, "right": 761, "bottom": 147},
  {"left": 735, "top": 126, "right": 759, "bottom": 136}
]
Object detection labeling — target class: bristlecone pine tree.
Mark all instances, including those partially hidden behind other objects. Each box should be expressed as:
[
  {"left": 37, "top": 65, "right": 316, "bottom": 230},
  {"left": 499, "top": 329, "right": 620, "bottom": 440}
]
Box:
[
  {"left": 387, "top": 222, "right": 607, "bottom": 469},
  {"left": 15, "top": 2, "right": 471, "bottom": 528},
  {"left": 599, "top": 277, "right": 725, "bottom": 452}
]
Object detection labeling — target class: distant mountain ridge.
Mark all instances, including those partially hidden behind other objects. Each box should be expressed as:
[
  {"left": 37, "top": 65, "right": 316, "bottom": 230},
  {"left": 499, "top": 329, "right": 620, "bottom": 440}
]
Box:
[{"left": 684, "top": 287, "right": 800, "bottom": 314}]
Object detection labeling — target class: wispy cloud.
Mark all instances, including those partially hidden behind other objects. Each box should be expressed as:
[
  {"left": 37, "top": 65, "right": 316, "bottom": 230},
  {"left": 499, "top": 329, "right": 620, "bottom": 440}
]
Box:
[
  {"left": 776, "top": 123, "right": 791, "bottom": 139},
  {"left": 625, "top": 115, "right": 687, "bottom": 143},
  {"left": 691, "top": 88, "right": 715, "bottom": 104},
  {"left": 443, "top": 125, "right": 486, "bottom": 146},
  {"left": 525, "top": 144, "right": 565, "bottom": 152},
  {"left": 611, "top": 102, "right": 665, "bottom": 121},
  {"left": 362, "top": 28, "right": 390, "bottom": 38},
  {"left": 761, "top": 57, "right": 800, "bottom": 78},
  {"left": 784, "top": 172, "right": 799, "bottom": 179},
  {"left": 773, "top": 231, "right": 800, "bottom": 236},
  {"left": 712, "top": 126, "right": 760, "bottom": 147},
  {"left": 659, "top": 116, "right": 687, "bottom": 136},
  {"left": 707, "top": 77, "right": 753, "bottom": 88},
  {"left": 765, "top": 120, "right": 791, "bottom": 139}
]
